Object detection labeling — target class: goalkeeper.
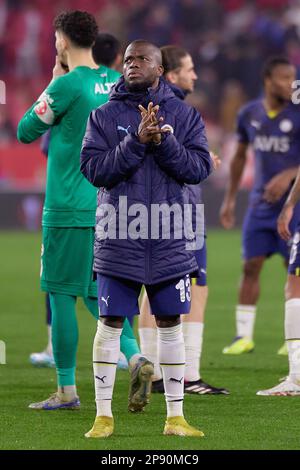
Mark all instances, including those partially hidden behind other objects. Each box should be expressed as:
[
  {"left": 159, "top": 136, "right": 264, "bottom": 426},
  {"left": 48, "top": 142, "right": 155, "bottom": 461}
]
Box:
[{"left": 18, "top": 11, "right": 149, "bottom": 411}]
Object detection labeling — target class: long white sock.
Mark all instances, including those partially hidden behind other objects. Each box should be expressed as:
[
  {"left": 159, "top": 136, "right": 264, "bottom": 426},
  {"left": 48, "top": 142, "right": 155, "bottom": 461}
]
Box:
[
  {"left": 285, "top": 299, "right": 300, "bottom": 384},
  {"left": 138, "top": 327, "right": 161, "bottom": 380},
  {"left": 236, "top": 305, "right": 256, "bottom": 339},
  {"left": 182, "top": 322, "right": 203, "bottom": 381},
  {"left": 158, "top": 324, "right": 185, "bottom": 418},
  {"left": 46, "top": 325, "right": 53, "bottom": 356},
  {"left": 93, "top": 321, "right": 122, "bottom": 417}
]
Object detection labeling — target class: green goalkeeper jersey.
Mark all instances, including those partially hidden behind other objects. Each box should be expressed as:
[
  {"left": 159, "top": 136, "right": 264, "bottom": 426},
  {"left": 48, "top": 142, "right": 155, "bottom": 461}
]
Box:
[{"left": 17, "top": 65, "right": 120, "bottom": 227}]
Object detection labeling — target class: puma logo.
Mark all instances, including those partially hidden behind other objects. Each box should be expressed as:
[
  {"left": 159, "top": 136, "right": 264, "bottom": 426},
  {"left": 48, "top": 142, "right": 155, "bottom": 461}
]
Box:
[
  {"left": 169, "top": 377, "right": 184, "bottom": 384},
  {"left": 101, "top": 296, "right": 110, "bottom": 307},
  {"left": 95, "top": 375, "right": 107, "bottom": 383},
  {"left": 117, "top": 125, "right": 131, "bottom": 135}
]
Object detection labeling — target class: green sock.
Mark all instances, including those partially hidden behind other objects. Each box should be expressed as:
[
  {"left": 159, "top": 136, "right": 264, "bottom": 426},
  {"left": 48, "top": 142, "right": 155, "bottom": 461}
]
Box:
[
  {"left": 49, "top": 293, "right": 78, "bottom": 387},
  {"left": 121, "top": 318, "right": 140, "bottom": 362},
  {"left": 83, "top": 296, "right": 99, "bottom": 321}
]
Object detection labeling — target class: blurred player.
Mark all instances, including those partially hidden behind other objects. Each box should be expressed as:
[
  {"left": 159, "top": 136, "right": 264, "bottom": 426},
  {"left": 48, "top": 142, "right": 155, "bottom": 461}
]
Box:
[
  {"left": 17, "top": 11, "right": 132, "bottom": 410},
  {"left": 220, "top": 57, "right": 300, "bottom": 355},
  {"left": 257, "top": 169, "right": 300, "bottom": 395},
  {"left": 29, "top": 33, "right": 123, "bottom": 369},
  {"left": 92, "top": 32, "right": 122, "bottom": 71},
  {"left": 30, "top": 293, "right": 54, "bottom": 367},
  {"left": 138, "top": 45, "right": 228, "bottom": 395}
]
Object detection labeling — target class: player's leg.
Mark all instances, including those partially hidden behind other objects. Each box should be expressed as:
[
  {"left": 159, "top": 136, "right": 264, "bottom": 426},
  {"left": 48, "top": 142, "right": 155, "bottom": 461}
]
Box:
[
  {"left": 84, "top": 292, "right": 143, "bottom": 370},
  {"left": 85, "top": 275, "right": 154, "bottom": 438},
  {"left": 223, "top": 255, "right": 265, "bottom": 354},
  {"left": 223, "top": 210, "right": 270, "bottom": 354},
  {"left": 138, "top": 292, "right": 163, "bottom": 390},
  {"left": 257, "top": 231, "right": 300, "bottom": 395},
  {"left": 29, "top": 227, "right": 93, "bottom": 410},
  {"left": 183, "top": 281, "right": 229, "bottom": 394},
  {"left": 29, "top": 292, "right": 80, "bottom": 410},
  {"left": 29, "top": 293, "right": 55, "bottom": 368},
  {"left": 149, "top": 275, "right": 203, "bottom": 437}
]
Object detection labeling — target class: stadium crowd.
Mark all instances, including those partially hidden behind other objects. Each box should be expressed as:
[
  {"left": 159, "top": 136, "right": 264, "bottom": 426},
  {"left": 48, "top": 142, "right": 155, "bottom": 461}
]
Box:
[{"left": 1, "top": 0, "right": 300, "bottom": 140}]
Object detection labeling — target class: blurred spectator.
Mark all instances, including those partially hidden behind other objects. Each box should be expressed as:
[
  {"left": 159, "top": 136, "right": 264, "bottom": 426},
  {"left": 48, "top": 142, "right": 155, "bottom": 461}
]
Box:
[
  {"left": 0, "top": 107, "right": 15, "bottom": 144},
  {"left": 2, "top": 0, "right": 300, "bottom": 191}
]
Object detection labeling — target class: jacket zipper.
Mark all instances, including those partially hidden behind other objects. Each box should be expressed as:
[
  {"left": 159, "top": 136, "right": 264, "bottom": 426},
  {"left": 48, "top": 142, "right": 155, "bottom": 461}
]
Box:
[{"left": 145, "top": 150, "right": 151, "bottom": 284}]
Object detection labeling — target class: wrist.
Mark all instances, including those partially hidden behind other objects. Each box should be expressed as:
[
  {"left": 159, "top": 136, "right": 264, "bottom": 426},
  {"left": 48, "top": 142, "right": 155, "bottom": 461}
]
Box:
[{"left": 285, "top": 199, "right": 296, "bottom": 210}]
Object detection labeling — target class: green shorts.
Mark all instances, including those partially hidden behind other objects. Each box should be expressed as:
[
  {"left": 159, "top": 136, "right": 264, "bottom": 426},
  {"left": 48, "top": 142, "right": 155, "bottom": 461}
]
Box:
[{"left": 40, "top": 227, "right": 97, "bottom": 298}]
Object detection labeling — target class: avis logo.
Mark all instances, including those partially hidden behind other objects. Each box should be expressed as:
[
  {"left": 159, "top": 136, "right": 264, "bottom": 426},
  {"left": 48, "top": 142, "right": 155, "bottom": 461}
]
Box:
[{"left": 0, "top": 340, "right": 6, "bottom": 364}]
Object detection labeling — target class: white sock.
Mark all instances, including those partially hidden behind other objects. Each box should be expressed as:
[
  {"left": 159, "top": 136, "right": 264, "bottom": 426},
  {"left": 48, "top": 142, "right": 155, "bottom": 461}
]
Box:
[
  {"left": 236, "top": 305, "right": 256, "bottom": 339},
  {"left": 182, "top": 322, "right": 203, "bottom": 382},
  {"left": 138, "top": 327, "right": 162, "bottom": 380},
  {"left": 46, "top": 326, "right": 53, "bottom": 356},
  {"left": 158, "top": 324, "right": 185, "bottom": 418},
  {"left": 285, "top": 299, "right": 300, "bottom": 384},
  {"left": 93, "top": 321, "right": 122, "bottom": 417}
]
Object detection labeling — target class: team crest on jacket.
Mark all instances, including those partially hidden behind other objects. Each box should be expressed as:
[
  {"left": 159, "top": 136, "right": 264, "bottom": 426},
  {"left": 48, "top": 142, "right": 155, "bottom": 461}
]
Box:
[{"left": 161, "top": 124, "right": 174, "bottom": 134}]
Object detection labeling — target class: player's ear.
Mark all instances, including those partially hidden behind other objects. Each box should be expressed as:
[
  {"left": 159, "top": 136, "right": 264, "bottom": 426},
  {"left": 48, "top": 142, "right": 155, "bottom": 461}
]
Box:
[
  {"left": 157, "top": 65, "right": 164, "bottom": 78},
  {"left": 60, "top": 33, "right": 68, "bottom": 52},
  {"left": 165, "top": 70, "right": 177, "bottom": 84}
]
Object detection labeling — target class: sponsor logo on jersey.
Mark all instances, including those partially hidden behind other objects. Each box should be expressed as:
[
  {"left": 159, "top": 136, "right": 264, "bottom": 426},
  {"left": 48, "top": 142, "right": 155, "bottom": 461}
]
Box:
[
  {"left": 253, "top": 135, "right": 290, "bottom": 153},
  {"left": 250, "top": 120, "right": 261, "bottom": 130},
  {"left": 95, "top": 82, "right": 115, "bottom": 95},
  {"left": 34, "top": 92, "right": 55, "bottom": 124},
  {"left": 279, "top": 119, "right": 293, "bottom": 133}
]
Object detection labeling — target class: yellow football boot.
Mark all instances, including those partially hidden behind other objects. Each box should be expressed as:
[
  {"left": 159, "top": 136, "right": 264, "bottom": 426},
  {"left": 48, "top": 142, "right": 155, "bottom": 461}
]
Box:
[
  {"left": 163, "top": 416, "right": 204, "bottom": 437},
  {"left": 277, "top": 342, "right": 288, "bottom": 356},
  {"left": 222, "top": 336, "right": 254, "bottom": 355},
  {"left": 85, "top": 416, "right": 114, "bottom": 438}
]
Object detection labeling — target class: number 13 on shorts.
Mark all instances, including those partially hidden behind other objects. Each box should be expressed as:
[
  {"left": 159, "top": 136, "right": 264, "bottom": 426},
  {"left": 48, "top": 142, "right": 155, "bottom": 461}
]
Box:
[{"left": 175, "top": 275, "right": 191, "bottom": 303}]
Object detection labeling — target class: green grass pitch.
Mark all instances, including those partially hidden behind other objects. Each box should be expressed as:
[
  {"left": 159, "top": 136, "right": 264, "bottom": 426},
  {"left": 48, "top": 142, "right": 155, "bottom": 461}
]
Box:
[{"left": 0, "top": 230, "right": 299, "bottom": 450}]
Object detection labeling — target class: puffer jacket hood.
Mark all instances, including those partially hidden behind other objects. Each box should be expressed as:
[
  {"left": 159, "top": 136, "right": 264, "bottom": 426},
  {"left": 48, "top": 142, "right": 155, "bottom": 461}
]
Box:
[
  {"left": 110, "top": 76, "right": 175, "bottom": 106},
  {"left": 81, "top": 77, "right": 212, "bottom": 284},
  {"left": 168, "top": 83, "right": 189, "bottom": 101}
]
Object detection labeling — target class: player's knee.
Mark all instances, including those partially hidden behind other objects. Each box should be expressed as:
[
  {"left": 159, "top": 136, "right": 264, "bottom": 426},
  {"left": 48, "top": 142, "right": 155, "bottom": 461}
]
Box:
[
  {"left": 284, "top": 276, "right": 300, "bottom": 301},
  {"left": 243, "top": 259, "right": 262, "bottom": 280},
  {"left": 100, "top": 316, "right": 124, "bottom": 329},
  {"left": 155, "top": 315, "right": 180, "bottom": 328}
]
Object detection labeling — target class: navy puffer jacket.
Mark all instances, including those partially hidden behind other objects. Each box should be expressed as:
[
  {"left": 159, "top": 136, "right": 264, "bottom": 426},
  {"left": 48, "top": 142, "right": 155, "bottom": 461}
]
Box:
[{"left": 80, "top": 77, "right": 212, "bottom": 284}]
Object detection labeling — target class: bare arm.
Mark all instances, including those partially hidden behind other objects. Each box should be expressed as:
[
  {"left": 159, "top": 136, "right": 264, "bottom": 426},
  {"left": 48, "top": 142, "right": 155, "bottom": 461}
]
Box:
[
  {"left": 278, "top": 167, "right": 300, "bottom": 241},
  {"left": 219, "top": 142, "right": 248, "bottom": 229},
  {"left": 285, "top": 168, "right": 300, "bottom": 207}
]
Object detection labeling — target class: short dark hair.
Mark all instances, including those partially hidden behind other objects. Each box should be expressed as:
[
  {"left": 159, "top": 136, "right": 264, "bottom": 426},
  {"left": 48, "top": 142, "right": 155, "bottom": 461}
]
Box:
[
  {"left": 161, "top": 45, "right": 189, "bottom": 74},
  {"left": 54, "top": 11, "right": 98, "bottom": 48},
  {"left": 262, "top": 56, "right": 292, "bottom": 80},
  {"left": 92, "top": 33, "right": 121, "bottom": 67}
]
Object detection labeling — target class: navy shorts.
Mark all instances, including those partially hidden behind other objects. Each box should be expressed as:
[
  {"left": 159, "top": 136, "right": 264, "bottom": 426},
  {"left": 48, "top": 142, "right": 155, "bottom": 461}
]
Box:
[
  {"left": 192, "top": 241, "right": 207, "bottom": 286},
  {"left": 97, "top": 274, "right": 191, "bottom": 317},
  {"left": 288, "top": 230, "right": 300, "bottom": 276},
  {"left": 242, "top": 207, "right": 297, "bottom": 261}
]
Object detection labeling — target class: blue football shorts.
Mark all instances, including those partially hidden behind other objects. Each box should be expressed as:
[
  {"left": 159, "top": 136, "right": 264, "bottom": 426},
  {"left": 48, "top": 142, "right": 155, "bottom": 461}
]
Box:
[
  {"left": 192, "top": 240, "right": 207, "bottom": 286},
  {"left": 242, "top": 207, "right": 298, "bottom": 261},
  {"left": 97, "top": 273, "right": 191, "bottom": 317}
]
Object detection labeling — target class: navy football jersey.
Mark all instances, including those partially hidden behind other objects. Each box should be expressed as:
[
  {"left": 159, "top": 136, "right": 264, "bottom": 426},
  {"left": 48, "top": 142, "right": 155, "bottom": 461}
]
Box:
[{"left": 237, "top": 99, "right": 300, "bottom": 213}]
